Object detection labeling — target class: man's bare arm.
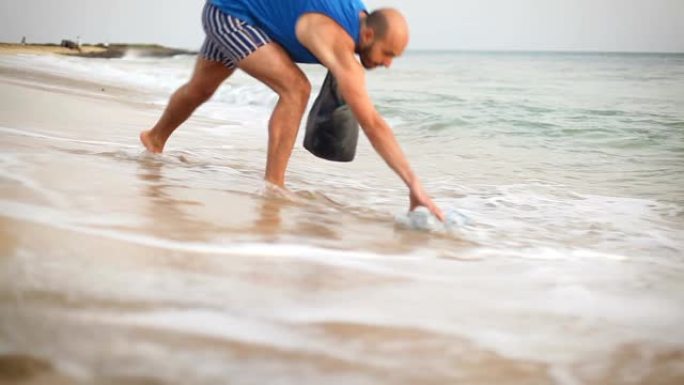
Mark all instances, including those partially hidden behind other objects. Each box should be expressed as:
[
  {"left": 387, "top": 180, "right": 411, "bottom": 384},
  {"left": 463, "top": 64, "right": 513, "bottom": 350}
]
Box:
[{"left": 296, "top": 15, "right": 444, "bottom": 220}]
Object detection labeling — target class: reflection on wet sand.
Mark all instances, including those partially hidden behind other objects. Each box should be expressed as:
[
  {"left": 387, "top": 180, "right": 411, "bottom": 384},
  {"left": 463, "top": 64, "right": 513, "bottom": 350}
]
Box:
[
  {"left": 253, "top": 194, "right": 284, "bottom": 237},
  {"left": 136, "top": 155, "right": 344, "bottom": 245},
  {"left": 137, "top": 154, "right": 212, "bottom": 241}
]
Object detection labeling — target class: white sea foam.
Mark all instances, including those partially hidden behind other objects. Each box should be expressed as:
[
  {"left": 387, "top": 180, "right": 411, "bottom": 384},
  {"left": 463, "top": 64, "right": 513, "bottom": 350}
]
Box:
[
  {"left": 444, "top": 183, "right": 684, "bottom": 259},
  {"left": 0, "top": 125, "right": 138, "bottom": 148}
]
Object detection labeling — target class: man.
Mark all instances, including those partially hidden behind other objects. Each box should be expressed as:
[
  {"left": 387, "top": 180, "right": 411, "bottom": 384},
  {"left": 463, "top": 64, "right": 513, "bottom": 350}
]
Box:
[{"left": 140, "top": 0, "right": 444, "bottom": 221}]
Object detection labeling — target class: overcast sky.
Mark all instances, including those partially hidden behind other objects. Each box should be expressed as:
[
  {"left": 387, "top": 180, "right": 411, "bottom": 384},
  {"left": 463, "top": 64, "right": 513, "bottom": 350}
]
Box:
[{"left": 1, "top": 0, "right": 683, "bottom": 52}]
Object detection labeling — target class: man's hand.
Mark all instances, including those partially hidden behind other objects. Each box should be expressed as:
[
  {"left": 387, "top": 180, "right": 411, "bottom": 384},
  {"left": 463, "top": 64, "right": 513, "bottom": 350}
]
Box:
[{"left": 409, "top": 181, "right": 444, "bottom": 222}]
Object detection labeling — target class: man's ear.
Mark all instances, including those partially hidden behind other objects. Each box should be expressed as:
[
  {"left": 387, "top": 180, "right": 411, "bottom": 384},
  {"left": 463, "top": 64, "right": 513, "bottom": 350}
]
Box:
[{"left": 362, "top": 26, "right": 375, "bottom": 44}]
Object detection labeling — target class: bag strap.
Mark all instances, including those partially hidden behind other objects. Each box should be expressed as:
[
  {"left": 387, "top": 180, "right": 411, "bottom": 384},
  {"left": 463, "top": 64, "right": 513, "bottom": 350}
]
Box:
[{"left": 323, "top": 71, "right": 345, "bottom": 105}]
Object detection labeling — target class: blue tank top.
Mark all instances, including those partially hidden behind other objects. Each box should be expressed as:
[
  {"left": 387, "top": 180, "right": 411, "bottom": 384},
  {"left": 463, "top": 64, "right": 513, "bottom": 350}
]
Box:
[{"left": 209, "top": 0, "right": 367, "bottom": 64}]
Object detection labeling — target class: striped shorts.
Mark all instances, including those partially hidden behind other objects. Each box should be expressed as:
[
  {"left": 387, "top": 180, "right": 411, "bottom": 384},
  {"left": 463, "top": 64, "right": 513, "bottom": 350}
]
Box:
[{"left": 200, "top": 2, "right": 272, "bottom": 69}]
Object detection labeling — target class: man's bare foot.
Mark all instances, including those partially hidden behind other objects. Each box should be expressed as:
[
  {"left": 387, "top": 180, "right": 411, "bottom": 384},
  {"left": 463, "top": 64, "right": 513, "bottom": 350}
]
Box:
[
  {"left": 259, "top": 181, "right": 301, "bottom": 202},
  {"left": 139, "top": 130, "right": 164, "bottom": 153}
]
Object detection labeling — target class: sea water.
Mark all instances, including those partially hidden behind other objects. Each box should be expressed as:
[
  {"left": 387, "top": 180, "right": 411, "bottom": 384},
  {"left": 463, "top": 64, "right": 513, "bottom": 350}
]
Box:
[{"left": 1, "top": 51, "right": 683, "bottom": 384}]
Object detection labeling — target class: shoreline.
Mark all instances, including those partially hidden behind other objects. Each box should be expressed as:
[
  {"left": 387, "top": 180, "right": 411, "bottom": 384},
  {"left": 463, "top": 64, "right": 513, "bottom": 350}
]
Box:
[{"left": 0, "top": 42, "right": 196, "bottom": 58}]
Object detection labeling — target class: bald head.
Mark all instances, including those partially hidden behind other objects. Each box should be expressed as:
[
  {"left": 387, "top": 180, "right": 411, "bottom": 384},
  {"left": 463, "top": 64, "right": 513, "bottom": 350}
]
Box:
[
  {"left": 366, "top": 8, "right": 409, "bottom": 42},
  {"left": 358, "top": 8, "right": 409, "bottom": 69}
]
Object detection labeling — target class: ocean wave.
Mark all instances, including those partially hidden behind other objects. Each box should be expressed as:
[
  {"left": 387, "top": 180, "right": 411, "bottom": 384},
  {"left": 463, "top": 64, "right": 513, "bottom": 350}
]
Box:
[
  {"left": 575, "top": 108, "right": 627, "bottom": 117},
  {"left": 664, "top": 121, "right": 684, "bottom": 128}
]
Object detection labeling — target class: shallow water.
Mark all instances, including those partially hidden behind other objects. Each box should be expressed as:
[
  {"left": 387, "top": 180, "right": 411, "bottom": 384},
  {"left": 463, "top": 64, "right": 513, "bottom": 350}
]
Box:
[{"left": 1, "top": 52, "right": 683, "bottom": 384}]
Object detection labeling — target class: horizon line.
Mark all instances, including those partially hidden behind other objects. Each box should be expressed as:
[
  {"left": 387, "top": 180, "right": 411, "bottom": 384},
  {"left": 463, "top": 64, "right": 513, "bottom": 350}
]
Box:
[
  {"left": 406, "top": 48, "right": 684, "bottom": 55},
  {"left": 2, "top": 41, "right": 682, "bottom": 56}
]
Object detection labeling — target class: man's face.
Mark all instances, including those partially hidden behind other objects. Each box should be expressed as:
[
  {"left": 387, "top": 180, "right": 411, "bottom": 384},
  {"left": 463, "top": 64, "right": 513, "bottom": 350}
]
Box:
[
  {"left": 359, "top": 31, "right": 406, "bottom": 70},
  {"left": 359, "top": 39, "right": 396, "bottom": 69}
]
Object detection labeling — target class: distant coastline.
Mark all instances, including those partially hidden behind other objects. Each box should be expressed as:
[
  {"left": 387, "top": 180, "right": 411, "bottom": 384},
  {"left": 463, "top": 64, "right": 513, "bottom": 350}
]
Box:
[{"left": 0, "top": 42, "right": 196, "bottom": 58}]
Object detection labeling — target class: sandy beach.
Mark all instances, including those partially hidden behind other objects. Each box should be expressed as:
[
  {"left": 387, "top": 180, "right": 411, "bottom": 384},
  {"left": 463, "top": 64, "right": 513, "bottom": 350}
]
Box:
[{"left": 1, "top": 49, "right": 683, "bottom": 385}]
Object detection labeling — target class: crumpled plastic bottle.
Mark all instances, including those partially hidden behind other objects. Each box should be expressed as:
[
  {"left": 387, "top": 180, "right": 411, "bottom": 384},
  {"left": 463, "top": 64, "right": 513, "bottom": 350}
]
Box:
[{"left": 395, "top": 207, "right": 471, "bottom": 232}]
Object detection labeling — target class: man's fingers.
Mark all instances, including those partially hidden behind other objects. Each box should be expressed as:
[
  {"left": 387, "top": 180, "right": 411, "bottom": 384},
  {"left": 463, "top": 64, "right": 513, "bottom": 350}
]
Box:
[
  {"left": 409, "top": 190, "right": 444, "bottom": 222},
  {"left": 432, "top": 205, "right": 445, "bottom": 222}
]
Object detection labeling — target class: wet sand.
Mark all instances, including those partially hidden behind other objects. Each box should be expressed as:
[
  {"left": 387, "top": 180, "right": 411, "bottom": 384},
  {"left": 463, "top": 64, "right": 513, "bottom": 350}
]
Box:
[{"left": 1, "top": 57, "right": 683, "bottom": 385}]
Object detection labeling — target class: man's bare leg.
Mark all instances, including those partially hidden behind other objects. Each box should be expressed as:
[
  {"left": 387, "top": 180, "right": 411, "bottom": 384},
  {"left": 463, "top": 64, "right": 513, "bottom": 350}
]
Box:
[
  {"left": 140, "top": 57, "right": 235, "bottom": 153},
  {"left": 237, "top": 43, "right": 311, "bottom": 187}
]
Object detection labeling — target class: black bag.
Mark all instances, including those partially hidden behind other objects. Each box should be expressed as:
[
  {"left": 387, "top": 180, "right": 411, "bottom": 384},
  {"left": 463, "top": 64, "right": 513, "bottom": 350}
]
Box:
[{"left": 303, "top": 71, "right": 359, "bottom": 162}]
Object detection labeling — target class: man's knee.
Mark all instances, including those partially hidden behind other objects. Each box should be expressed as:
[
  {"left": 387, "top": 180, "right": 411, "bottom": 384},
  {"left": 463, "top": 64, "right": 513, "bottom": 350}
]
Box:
[
  {"left": 280, "top": 75, "right": 311, "bottom": 107},
  {"left": 298, "top": 76, "right": 312, "bottom": 99},
  {"left": 300, "top": 77, "right": 312, "bottom": 103}
]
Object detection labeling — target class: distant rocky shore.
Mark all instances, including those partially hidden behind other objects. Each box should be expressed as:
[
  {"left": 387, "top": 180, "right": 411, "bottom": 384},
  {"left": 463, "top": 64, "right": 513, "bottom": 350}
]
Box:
[
  {"left": 0, "top": 42, "right": 196, "bottom": 58},
  {"left": 76, "top": 44, "right": 196, "bottom": 58}
]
